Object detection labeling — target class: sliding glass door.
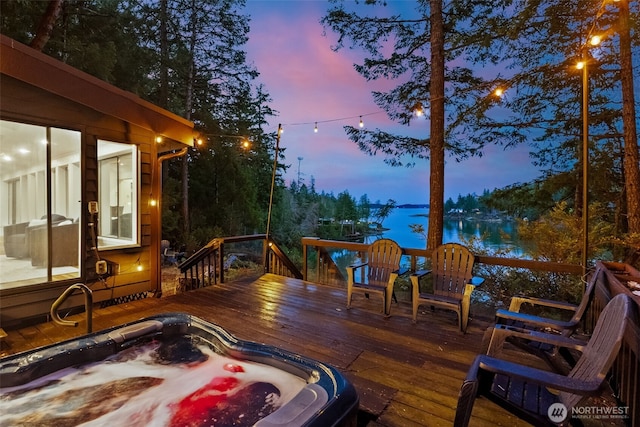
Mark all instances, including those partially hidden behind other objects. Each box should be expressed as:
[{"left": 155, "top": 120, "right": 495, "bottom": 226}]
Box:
[{"left": 0, "top": 120, "right": 81, "bottom": 288}]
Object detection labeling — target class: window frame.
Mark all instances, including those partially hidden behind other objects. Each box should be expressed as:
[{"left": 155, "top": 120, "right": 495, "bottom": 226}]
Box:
[{"left": 96, "top": 139, "right": 140, "bottom": 250}]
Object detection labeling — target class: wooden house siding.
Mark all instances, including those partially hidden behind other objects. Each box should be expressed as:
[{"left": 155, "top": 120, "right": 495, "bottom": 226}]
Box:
[{"left": 0, "top": 36, "right": 194, "bottom": 328}]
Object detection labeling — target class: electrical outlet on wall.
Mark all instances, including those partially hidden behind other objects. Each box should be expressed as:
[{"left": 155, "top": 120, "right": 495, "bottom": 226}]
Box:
[{"left": 96, "top": 260, "right": 107, "bottom": 275}]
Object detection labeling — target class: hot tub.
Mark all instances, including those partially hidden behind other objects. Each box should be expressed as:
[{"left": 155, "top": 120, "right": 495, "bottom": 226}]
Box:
[{"left": 0, "top": 313, "right": 358, "bottom": 426}]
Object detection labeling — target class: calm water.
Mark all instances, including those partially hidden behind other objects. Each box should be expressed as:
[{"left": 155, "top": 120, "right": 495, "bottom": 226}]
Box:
[{"left": 368, "top": 208, "right": 522, "bottom": 253}]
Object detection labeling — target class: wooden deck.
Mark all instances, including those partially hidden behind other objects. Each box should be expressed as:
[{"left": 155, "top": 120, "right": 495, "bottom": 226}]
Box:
[{"left": 1, "top": 274, "right": 533, "bottom": 426}]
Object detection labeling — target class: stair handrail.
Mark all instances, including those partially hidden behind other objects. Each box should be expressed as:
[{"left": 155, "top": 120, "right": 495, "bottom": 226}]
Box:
[
  {"left": 178, "top": 234, "right": 304, "bottom": 285},
  {"left": 50, "top": 283, "right": 93, "bottom": 333}
]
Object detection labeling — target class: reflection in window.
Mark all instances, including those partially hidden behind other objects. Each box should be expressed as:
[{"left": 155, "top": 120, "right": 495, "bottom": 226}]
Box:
[
  {"left": 0, "top": 120, "right": 81, "bottom": 288},
  {"left": 98, "top": 140, "right": 138, "bottom": 248}
]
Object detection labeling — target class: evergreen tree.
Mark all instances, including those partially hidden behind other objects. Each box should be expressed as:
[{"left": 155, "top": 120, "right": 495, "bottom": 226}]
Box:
[
  {"left": 372, "top": 199, "right": 397, "bottom": 228},
  {"left": 335, "top": 191, "right": 358, "bottom": 226},
  {"left": 482, "top": 0, "right": 639, "bottom": 257},
  {"left": 322, "top": 0, "right": 517, "bottom": 250},
  {"left": 444, "top": 197, "right": 456, "bottom": 213},
  {"left": 1, "top": 0, "right": 155, "bottom": 92},
  {"left": 358, "top": 194, "right": 371, "bottom": 223},
  {"left": 135, "top": 0, "right": 280, "bottom": 248}
]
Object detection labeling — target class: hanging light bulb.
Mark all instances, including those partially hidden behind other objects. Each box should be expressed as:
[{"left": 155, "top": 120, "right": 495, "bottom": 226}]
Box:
[
  {"left": 136, "top": 261, "right": 143, "bottom": 272},
  {"left": 359, "top": 116, "right": 364, "bottom": 128},
  {"left": 589, "top": 35, "right": 602, "bottom": 46},
  {"left": 413, "top": 102, "right": 424, "bottom": 117},
  {"left": 494, "top": 87, "right": 504, "bottom": 97},
  {"left": 314, "top": 122, "right": 318, "bottom": 133}
]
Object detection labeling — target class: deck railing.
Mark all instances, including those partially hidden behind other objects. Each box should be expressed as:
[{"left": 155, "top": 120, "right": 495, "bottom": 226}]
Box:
[
  {"left": 182, "top": 235, "right": 585, "bottom": 290},
  {"left": 178, "top": 234, "right": 302, "bottom": 290},
  {"left": 300, "top": 237, "right": 584, "bottom": 285},
  {"left": 588, "top": 261, "right": 640, "bottom": 427}
]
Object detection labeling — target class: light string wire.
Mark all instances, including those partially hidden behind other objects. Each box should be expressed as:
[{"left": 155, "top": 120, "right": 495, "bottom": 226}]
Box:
[
  {"left": 265, "top": 0, "right": 615, "bottom": 135},
  {"left": 283, "top": 110, "right": 384, "bottom": 127},
  {"left": 584, "top": 0, "right": 614, "bottom": 47}
]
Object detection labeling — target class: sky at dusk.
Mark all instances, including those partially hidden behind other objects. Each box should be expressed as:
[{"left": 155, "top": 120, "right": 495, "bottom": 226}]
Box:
[{"left": 243, "top": 1, "right": 541, "bottom": 205}]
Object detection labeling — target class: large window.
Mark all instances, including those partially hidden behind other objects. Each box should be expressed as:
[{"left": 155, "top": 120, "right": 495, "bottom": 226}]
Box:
[
  {"left": 97, "top": 140, "right": 138, "bottom": 248},
  {"left": 0, "top": 120, "right": 81, "bottom": 288}
]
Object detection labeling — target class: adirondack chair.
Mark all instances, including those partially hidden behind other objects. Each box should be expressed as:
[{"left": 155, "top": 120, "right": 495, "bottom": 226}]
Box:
[
  {"left": 492, "top": 266, "right": 600, "bottom": 372},
  {"left": 411, "top": 243, "right": 483, "bottom": 332},
  {"left": 454, "top": 294, "right": 632, "bottom": 427},
  {"left": 346, "top": 238, "right": 403, "bottom": 316}
]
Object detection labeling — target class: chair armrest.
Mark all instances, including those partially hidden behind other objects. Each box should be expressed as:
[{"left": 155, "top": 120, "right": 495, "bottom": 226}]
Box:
[
  {"left": 473, "top": 354, "right": 602, "bottom": 395},
  {"left": 487, "top": 324, "right": 588, "bottom": 357},
  {"left": 347, "top": 261, "right": 368, "bottom": 284},
  {"left": 410, "top": 270, "right": 431, "bottom": 292},
  {"left": 411, "top": 269, "right": 431, "bottom": 279},
  {"left": 464, "top": 277, "right": 484, "bottom": 297},
  {"left": 495, "top": 308, "right": 575, "bottom": 331},
  {"left": 508, "top": 295, "right": 578, "bottom": 313},
  {"left": 347, "top": 261, "right": 368, "bottom": 271}
]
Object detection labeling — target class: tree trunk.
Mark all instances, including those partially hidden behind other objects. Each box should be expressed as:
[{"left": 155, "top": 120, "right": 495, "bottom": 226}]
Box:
[
  {"left": 181, "top": 0, "right": 198, "bottom": 239},
  {"left": 159, "top": 0, "right": 169, "bottom": 109},
  {"left": 427, "top": 0, "right": 445, "bottom": 251},
  {"left": 159, "top": 0, "right": 170, "bottom": 242},
  {"left": 30, "top": 0, "right": 63, "bottom": 51},
  {"left": 619, "top": 1, "right": 640, "bottom": 235}
]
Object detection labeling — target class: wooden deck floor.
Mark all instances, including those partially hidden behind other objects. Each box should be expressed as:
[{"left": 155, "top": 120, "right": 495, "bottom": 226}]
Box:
[{"left": 1, "top": 274, "right": 532, "bottom": 426}]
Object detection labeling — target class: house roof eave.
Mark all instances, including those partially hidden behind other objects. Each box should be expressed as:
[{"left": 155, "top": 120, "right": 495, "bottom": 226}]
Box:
[{"left": 0, "top": 35, "right": 195, "bottom": 148}]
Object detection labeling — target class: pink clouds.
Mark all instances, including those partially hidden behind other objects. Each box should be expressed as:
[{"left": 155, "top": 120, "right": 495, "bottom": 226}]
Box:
[{"left": 245, "top": 1, "right": 540, "bottom": 204}]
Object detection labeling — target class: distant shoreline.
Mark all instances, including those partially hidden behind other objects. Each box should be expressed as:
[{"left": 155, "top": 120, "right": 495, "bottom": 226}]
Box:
[{"left": 406, "top": 211, "right": 515, "bottom": 223}]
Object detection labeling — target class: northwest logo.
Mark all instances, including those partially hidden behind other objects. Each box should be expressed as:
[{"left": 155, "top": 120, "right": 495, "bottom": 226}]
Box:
[{"left": 548, "top": 403, "right": 568, "bottom": 423}]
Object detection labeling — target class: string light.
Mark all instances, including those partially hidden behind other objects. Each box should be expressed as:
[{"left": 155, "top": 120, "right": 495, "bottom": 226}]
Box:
[
  {"left": 278, "top": 111, "right": 383, "bottom": 133},
  {"left": 414, "top": 102, "right": 424, "bottom": 117},
  {"left": 266, "top": 2, "right": 613, "bottom": 137},
  {"left": 582, "top": 0, "right": 614, "bottom": 51}
]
